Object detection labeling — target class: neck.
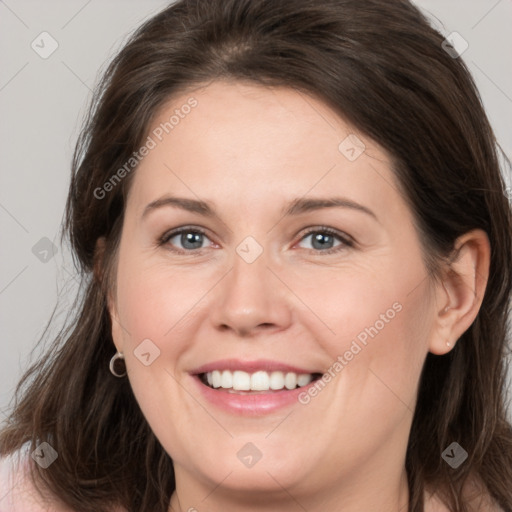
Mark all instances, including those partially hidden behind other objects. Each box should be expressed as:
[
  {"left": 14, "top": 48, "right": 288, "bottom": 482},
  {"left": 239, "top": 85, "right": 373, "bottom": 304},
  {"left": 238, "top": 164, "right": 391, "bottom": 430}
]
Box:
[{"left": 168, "top": 461, "right": 410, "bottom": 512}]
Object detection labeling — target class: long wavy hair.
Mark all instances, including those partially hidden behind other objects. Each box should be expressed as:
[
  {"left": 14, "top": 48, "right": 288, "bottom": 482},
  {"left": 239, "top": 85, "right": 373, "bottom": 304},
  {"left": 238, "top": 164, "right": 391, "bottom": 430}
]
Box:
[{"left": 1, "top": 0, "right": 511, "bottom": 511}]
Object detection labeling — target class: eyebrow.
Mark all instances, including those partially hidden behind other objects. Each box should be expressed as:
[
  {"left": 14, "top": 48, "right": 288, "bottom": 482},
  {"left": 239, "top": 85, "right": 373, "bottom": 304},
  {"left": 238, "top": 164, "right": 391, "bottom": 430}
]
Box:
[{"left": 142, "top": 195, "right": 378, "bottom": 222}]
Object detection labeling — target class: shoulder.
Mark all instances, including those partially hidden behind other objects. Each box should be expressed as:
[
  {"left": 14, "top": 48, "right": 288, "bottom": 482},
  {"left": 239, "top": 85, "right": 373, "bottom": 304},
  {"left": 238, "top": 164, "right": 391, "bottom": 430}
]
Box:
[
  {"left": 462, "top": 474, "right": 507, "bottom": 512},
  {"left": 0, "top": 444, "right": 128, "bottom": 512},
  {"left": 0, "top": 443, "right": 73, "bottom": 512},
  {"left": 424, "top": 474, "right": 506, "bottom": 512}
]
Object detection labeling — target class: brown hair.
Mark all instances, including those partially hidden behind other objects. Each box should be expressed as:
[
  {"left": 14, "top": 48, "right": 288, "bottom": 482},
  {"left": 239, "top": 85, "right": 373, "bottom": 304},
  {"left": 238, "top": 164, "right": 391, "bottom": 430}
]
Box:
[{"left": 1, "top": 0, "right": 511, "bottom": 511}]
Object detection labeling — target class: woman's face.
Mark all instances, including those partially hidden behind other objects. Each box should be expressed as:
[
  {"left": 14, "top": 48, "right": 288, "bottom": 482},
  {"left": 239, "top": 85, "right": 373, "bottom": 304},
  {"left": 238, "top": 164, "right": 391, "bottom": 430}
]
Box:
[{"left": 108, "top": 80, "right": 444, "bottom": 505}]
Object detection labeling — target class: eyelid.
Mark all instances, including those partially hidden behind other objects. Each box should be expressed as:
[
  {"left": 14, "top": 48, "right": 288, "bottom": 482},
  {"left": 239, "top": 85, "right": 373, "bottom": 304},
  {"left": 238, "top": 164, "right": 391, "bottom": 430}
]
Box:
[{"left": 297, "top": 225, "right": 354, "bottom": 244}]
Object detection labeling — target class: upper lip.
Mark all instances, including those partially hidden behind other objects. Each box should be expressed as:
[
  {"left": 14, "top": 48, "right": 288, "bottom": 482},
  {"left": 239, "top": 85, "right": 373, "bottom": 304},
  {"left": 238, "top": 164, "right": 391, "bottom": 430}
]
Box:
[{"left": 190, "top": 359, "right": 322, "bottom": 375}]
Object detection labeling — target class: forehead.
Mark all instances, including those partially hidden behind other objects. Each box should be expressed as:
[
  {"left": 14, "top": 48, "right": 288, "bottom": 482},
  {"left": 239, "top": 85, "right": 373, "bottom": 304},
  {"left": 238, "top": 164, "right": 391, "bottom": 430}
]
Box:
[{"left": 126, "top": 80, "right": 404, "bottom": 224}]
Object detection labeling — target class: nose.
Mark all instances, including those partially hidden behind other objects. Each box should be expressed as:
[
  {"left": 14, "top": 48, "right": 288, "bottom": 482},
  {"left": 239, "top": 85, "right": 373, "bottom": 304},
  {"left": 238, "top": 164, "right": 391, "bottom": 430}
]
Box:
[{"left": 209, "top": 249, "right": 293, "bottom": 338}]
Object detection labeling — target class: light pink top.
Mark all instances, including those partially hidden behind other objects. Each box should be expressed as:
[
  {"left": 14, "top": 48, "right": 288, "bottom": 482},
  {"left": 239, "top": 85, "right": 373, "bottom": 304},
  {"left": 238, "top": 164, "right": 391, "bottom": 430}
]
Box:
[
  {"left": 0, "top": 443, "right": 128, "bottom": 512},
  {"left": 0, "top": 443, "right": 73, "bottom": 512}
]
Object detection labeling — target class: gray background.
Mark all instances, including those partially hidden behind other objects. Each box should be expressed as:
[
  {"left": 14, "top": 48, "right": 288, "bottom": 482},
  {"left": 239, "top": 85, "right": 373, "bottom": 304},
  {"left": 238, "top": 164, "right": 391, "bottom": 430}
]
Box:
[{"left": 1, "top": 1, "right": 511, "bottom": 422}]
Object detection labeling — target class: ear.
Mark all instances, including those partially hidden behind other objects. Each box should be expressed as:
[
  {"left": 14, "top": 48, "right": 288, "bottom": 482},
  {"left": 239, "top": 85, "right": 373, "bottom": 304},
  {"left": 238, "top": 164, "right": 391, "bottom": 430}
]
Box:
[
  {"left": 428, "top": 229, "right": 490, "bottom": 355},
  {"left": 94, "top": 237, "right": 123, "bottom": 353}
]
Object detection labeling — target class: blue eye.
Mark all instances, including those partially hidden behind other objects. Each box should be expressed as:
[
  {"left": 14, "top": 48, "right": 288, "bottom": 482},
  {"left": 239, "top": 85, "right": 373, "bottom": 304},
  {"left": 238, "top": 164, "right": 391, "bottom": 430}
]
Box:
[
  {"left": 297, "top": 227, "right": 353, "bottom": 255},
  {"left": 159, "top": 227, "right": 210, "bottom": 252}
]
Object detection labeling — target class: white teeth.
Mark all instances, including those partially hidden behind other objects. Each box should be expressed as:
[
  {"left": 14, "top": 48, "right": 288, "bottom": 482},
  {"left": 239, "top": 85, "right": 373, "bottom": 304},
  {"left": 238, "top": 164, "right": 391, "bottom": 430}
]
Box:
[
  {"left": 232, "top": 370, "right": 251, "bottom": 390},
  {"left": 221, "top": 370, "right": 233, "bottom": 388},
  {"left": 284, "top": 372, "right": 297, "bottom": 390},
  {"left": 212, "top": 370, "right": 222, "bottom": 388},
  {"left": 269, "top": 371, "right": 285, "bottom": 390},
  {"left": 203, "top": 370, "right": 314, "bottom": 391},
  {"left": 297, "top": 374, "right": 313, "bottom": 387},
  {"left": 251, "top": 371, "right": 270, "bottom": 391}
]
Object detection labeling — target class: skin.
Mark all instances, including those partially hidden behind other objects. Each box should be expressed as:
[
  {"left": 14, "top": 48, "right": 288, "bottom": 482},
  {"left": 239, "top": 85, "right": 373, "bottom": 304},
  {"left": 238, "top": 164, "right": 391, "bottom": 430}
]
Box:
[{"left": 104, "top": 80, "right": 490, "bottom": 512}]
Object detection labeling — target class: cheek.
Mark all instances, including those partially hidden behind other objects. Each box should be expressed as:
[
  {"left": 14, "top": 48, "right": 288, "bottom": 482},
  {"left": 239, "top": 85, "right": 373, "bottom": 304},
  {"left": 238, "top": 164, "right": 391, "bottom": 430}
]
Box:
[
  {"left": 115, "top": 252, "right": 199, "bottom": 344},
  {"left": 307, "top": 257, "right": 430, "bottom": 403},
  {"left": 118, "top": 276, "right": 174, "bottom": 338}
]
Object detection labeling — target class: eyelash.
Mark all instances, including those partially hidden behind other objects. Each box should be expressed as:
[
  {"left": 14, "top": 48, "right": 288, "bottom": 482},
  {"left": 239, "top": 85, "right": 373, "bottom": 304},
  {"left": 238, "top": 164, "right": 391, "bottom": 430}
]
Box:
[{"left": 158, "top": 225, "right": 354, "bottom": 256}]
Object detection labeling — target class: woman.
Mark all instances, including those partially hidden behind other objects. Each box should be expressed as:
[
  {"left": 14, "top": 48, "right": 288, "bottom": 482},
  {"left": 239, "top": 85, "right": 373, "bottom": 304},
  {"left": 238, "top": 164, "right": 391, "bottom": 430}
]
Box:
[{"left": 1, "top": 0, "right": 511, "bottom": 511}]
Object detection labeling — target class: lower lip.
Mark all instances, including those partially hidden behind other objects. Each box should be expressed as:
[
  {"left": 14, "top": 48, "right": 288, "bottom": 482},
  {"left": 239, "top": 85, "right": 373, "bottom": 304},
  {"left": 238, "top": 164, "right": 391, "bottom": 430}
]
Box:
[{"left": 191, "top": 375, "right": 319, "bottom": 416}]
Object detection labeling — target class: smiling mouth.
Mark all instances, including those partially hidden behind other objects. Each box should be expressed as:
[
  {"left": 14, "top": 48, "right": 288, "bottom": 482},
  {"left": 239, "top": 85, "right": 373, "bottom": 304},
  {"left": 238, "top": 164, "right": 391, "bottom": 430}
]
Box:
[{"left": 199, "top": 370, "right": 323, "bottom": 393}]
